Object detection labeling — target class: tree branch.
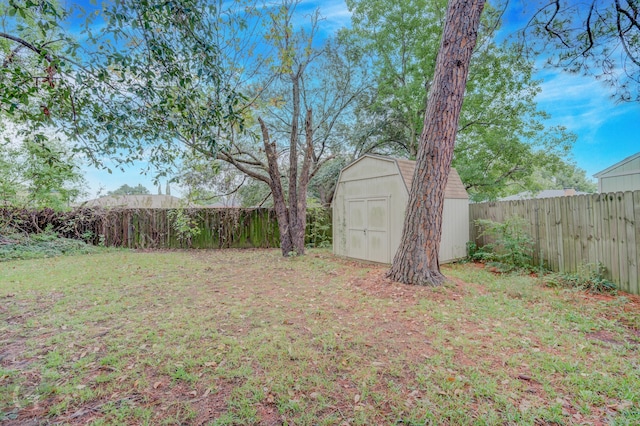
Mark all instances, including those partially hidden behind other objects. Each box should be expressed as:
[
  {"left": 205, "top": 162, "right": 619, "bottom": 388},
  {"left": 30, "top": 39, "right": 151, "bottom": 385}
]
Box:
[{"left": 0, "top": 32, "right": 54, "bottom": 63}]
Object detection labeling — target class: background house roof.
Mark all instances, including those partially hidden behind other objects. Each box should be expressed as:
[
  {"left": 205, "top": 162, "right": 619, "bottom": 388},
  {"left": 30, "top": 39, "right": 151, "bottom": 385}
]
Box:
[
  {"left": 78, "top": 195, "right": 191, "bottom": 208},
  {"left": 499, "top": 189, "right": 588, "bottom": 201}
]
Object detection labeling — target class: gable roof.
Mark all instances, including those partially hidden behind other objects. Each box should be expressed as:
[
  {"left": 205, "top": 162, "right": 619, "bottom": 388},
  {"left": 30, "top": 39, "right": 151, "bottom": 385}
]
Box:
[
  {"left": 594, "top": 151, "right": 640, "bottom": 178},
  {"left": 343, "top": 154, "right": 468, "bottom": 199},
  {"left": 394, "top": 158, "right": 468, "bottom": 199}
]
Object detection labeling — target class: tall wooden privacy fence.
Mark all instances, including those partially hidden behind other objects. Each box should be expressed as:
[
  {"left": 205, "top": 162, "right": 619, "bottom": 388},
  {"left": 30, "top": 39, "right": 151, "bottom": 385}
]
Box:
[
  {"left": 94, "top": 208, "right": 284, "bottom": 249},
  {"left": 469, "top": 191, "right": 640, "bottom": 295},
  {"left": 0, "top": 207, "right": 332, "bottom": 250}
]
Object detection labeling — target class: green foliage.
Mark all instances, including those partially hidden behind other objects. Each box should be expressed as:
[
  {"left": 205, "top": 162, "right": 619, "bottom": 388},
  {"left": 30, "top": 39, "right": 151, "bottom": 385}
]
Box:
[
  {"left": 472, "top": 216, "right": 534, "bottom": 272},
  {"left": 106, "top": 184, "right": 150, "bottom": 196},
  {"left": 1, "top": 0, "right": 245, "bottom": 182},
  {"left": 308, "top": 156, "right": 350, "bottom": 207},
  {"left": 0, "top": 135, "right": 86, "bottom": 209},
  {"left": 167, "top": 209, "right": 202, "bottom": 248},
  {"left": 0, "top": 226, "right": 101, "bottom": 261},
  {"left": 342, "top": 0, "right": 577, "bottom": 201},
  {"left": 543, "top": 263, "right": 617, "bottom": 294},
  {"left": 0, "top": 0, "right": 80, "bottom": 133},
  {"left": 305, "top": 206, "right": 332, "bottom": 249},
  {"left": 80, "top": 0, "right": 246, "bottom": 172},
  {"left": 531, "top": 161, "right": 597, "bottom": 193}
]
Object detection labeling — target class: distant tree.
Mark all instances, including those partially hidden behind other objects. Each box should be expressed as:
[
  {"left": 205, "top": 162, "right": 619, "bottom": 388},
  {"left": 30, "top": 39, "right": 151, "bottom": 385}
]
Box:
[
  {"left": 176, "top": 154, "right": 246, "bottom": 206},
  {"left": 0, "top": 131, "right": 86, "bottom": 209},
  {"left": 532, "top": 160, "right": 597, "bottom": 193},
  {"left": 106, "top": 184, "right": 150, "bottom": 196}
]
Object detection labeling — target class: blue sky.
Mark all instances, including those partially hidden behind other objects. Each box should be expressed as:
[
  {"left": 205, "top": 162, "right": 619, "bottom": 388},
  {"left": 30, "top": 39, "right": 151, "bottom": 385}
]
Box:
[
  {"left": 498, "top": 0, "right": 640, "bottom": 181},
  {"left": 78, "top": 0, "right": 639, "bottom": 199}
]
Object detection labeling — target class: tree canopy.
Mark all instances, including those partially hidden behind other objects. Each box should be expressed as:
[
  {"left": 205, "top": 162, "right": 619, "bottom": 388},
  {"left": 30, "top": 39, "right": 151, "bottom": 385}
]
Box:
[
  {"left": 342, "top": 0, "right": 577, "bottom": 201},
  {"left": 106, "top": 184, "right": 150, "bottom": 197}
]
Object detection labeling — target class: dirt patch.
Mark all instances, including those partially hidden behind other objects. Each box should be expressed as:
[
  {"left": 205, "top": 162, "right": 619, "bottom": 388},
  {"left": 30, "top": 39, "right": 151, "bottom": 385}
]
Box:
[{"left": 346, "top": 266, "right": 471, "bottom": 303}]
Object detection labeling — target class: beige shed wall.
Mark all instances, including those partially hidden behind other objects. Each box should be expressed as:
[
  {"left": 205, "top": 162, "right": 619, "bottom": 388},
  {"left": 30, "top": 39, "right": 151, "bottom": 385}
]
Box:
[
  {"left": 333, "top": 156, "right": 469, "bottom": 264},
  {"left": 332, "top": 159, "right": 408, "bottom": 262},
  {"left": 596, "top": 154, "right": 640, "bottom": 193},
  {"left": 439, "top": 198, "right": 470, "bottom": 263}
]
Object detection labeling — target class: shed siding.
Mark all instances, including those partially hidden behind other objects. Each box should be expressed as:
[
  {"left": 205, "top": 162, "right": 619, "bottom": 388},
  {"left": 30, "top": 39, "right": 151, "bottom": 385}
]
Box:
[
  {"left": 332, "top": 163, "right": 409, "bottom": 262},
  {"left": 439, "top": 199, "right": 470, "bottom": 262},
  {"left": 601, "top": 174, "right": 640, "bottom": 193},
  {"left": 607, "top": 156, "right": 640, "bottom": 174},
  {"left": 339, "top": 156, "right": 399, "bottom": 183},
  {"left": 333, "top": 155, "right": 469, "bottom": 264}
]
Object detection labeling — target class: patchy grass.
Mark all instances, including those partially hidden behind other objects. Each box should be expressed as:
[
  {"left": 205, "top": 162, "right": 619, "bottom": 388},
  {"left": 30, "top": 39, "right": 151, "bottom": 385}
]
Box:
[{"left": 1, "top": 250, "right": 639, "bottom": 425}]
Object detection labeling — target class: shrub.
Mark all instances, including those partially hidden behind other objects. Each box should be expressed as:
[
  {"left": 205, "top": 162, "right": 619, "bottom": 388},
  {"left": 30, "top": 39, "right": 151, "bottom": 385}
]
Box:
[
  {"left": 471, "top": 216, "right": 534, "bottom": 273},
  {"left": 0, "top": 226, "right": 102, "bottom": 261},
  {"left": 306, "top": 207, "right": 332, "bottom": 249},
  {"left": 167, "top": 208, "right": 202, "bottom": 248},
  {"left": 543, "top": 263, "right": 617, "bottom": 294}
]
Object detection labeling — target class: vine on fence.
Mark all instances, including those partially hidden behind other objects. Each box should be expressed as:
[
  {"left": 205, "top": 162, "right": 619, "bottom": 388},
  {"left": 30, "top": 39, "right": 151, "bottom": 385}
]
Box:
[
  {"left": 0, "top": 207, "right": 331, "bottom": 250},
  {"left": 167, "top": 209, "right": 202, "bottom": 248}
]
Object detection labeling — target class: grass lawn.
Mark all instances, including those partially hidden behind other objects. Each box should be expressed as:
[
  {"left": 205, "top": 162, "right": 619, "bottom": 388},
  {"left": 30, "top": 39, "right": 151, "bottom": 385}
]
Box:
[{"left": 1, "top": 249, "right": 639, "bottom": 425}]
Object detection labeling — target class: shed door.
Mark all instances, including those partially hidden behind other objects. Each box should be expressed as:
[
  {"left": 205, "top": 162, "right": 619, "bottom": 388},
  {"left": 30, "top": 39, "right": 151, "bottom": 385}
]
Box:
[{"left": 347, "top": 197, "right": 389, "bottom": 263}]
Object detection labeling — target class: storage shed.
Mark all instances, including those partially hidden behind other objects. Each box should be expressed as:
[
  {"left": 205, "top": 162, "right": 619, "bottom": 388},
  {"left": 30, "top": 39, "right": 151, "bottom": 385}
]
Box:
[
  {"left": 594, "top": 151, "right": 640, "bottom": 193},
  {"left": 332, "top": 155, "right": 469, "bottom": 264}
]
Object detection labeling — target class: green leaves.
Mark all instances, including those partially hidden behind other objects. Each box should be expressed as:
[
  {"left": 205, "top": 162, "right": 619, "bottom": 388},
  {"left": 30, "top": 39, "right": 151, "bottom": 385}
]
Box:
[{"left": 343, "top": 0, "right": 579, "bottom": 201}]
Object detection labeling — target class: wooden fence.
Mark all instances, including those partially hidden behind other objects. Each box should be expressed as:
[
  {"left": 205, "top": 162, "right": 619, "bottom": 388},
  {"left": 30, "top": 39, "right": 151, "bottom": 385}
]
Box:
[
  {"left": 0, "top": 207, "right": 331, "bottom": 250},
  {"left": 90, "top": 208, "right": 332, "bottom": 249},
  {"left": 469, "top": 191, "right": 640, "bottom": 295}
]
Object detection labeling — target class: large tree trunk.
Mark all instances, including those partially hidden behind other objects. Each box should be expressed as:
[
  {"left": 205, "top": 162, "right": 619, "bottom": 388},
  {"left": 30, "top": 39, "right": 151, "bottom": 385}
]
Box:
[
  {"left": 259, "top": 117, "right": 294, "bottom": 256},
  {"left": 387, "top": 0, "right": 485, "bottom": 286},
  {"left": 291, "top": 108, "right": 314, "bottom": 254},
  {"left": 288, "top": 71, "right": 302, "bottom": 254},
  {"left": 259, "top": 108, "right": 315, "bottom": 257}
]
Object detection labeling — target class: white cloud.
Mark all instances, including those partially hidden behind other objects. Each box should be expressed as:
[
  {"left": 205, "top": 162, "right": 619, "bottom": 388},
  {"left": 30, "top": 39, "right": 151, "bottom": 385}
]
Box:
[{"left": 535, "top": 69, "right": 634, "bottom": 136}]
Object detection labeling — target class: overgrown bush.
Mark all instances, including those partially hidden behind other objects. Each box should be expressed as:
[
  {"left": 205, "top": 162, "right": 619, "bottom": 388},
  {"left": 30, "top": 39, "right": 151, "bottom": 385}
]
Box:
[
  {"left": 471, "top": 216, "right": 534, "bottom": 273},
  {"left": 167, "top": 208, "right": 202, "bottom": 248},
  {"left": 0, "top": 226, "right": 102, "bottom": 261},
  {"left": 306, "top": 207, "right": 332, "bottom": 248},
  {"left": 543, "top": 263, "right": 617, "bottom": 293}
]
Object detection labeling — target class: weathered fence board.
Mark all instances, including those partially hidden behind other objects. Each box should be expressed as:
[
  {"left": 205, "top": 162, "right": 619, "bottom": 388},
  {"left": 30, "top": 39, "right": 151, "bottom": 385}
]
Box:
[
  {"left": 470, "top": 190, "right": 640, "bottom": 295},
  {"left": 0, "top": 207, "right": 332, "bottom": 251}
]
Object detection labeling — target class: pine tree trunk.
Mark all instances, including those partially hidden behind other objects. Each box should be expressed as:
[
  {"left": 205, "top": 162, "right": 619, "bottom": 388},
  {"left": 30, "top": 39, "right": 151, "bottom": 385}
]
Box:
[{"left": 388, "top": 0, "right": 485, "bottom": 286}]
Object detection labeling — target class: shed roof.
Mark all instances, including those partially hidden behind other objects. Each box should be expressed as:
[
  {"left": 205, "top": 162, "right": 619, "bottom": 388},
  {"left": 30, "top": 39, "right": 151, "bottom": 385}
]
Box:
[
  {"left": 342, "top": 155, "right": 468, "bottom": 199},
  {"left": 394, "top": 158, "right": 468, "bottom": 199},
  {"left": 594, "top": 151, "right": 640, "bottom": 178}
]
